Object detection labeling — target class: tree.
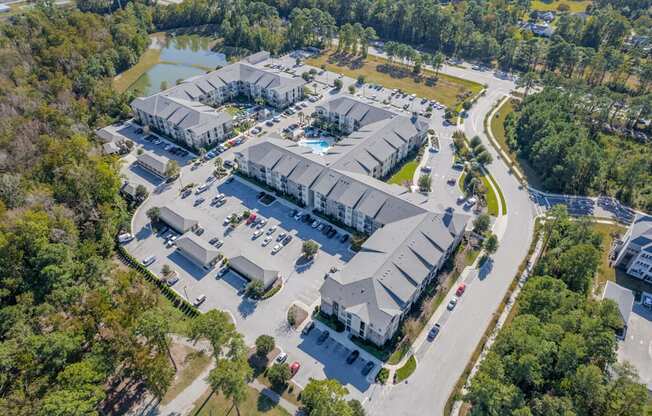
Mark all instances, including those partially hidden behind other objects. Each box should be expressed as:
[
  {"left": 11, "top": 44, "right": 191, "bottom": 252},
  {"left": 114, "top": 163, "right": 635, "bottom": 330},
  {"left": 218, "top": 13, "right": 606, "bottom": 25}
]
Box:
[
  {"left": 470, "top": 135, "right": 482, "bottom": 148},
  {"left": 165, "top": 159, "right": 180, "bottom": 178},
  {"left": 301, "top": 379, "right": 353, "bottom": 416},
  {"left": 135, "top": 184, "right": 148, "bottom": 202},
  {"left": 418, "top": 173, "right": 431, "bottom": 192},
  {"left": 255, "top": 335, "right": 275, "bottom": 357},
  {"left": 334, "top": 78, "right": 343, "bottom": 89},
  {"left": 517, "top": 71, "right": 538, "bottom": 97},
  {"left": 349, "top": 399, "right": 365, "bottom": 416},
  {"left": 246, "top": 279, "right": 265, "bottom": 298},
  {"left": 348, "top": 85, "right": 356, "bottom": 94},
  {"left": 190, "top": 310, "right": 237, "bottom": 359},
  {"left": 432, "top": 52, "right": 445, "bottom": 77},
  {"left": 207, "top": 357, "right": 252, "bottom": 416},
  {"left": 483, "top": 233, "right": 499, "bottom": 255},
  {"left": 357, "top": 75, "right": 365, "bottom": 85},
  {"left": 146, "top": 206, "right": 161, "bottom": 223},
  {"left": 161, "top": 264, "right": 172, "bottom": 277},
  {"left": 302, "top": 240, "right": 319, "bottom": 258},
  {"left": 476, "top": 151, "right": 493, "bottom": 165},
  {"left": 473, "top": 214, "right": 491, "bottom": 234},
  {"left": 267, "top": 363, "right": 291, "bottom": 388},
  {"left": 136, "top": 309, "right": 177, "bottom": 371}
]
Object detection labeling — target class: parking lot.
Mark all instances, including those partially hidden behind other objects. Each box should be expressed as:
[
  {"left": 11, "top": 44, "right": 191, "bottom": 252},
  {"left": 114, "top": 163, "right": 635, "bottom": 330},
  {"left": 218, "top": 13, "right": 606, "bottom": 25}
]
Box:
[{"left": 619, "top": 303, "right": 652, "bottom": 390}]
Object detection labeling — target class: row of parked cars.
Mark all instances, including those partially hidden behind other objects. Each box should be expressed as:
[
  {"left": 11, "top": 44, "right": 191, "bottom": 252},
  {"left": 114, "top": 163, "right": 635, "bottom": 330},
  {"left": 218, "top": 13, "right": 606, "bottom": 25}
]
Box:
[
  {"left": 310, "top": 327, "right": 376, "bottom": 376},
  {"left": 290, "top": 209, "right": 350, "bottom": 243},
  {"left": 137, "top": 130, "right": 191, "bottom": 158}
]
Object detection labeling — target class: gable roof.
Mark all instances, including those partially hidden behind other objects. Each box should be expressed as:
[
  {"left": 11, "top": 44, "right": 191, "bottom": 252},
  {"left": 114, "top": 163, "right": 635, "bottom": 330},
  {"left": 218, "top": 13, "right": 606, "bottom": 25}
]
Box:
[
  {"left": 229, "top": 254, "right": 279, "bottom": 289},
  {"left": 176, "top": 233, "right": 220, "bottom": 266},
  {"left": 137, "top": 151, "right": 168, "bottom": 175},
  {"left": 158, "top": 205, "right": 198, "bottom": 233},
  {"left": 602, "top": 281, "right": 634, "bottom": 325}
]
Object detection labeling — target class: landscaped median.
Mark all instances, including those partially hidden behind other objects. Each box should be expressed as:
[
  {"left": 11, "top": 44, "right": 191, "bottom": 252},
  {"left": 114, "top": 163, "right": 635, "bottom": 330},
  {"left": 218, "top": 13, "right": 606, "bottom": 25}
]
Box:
[{"left": 394, "top": 355, "right": 417, "bottom": 384}]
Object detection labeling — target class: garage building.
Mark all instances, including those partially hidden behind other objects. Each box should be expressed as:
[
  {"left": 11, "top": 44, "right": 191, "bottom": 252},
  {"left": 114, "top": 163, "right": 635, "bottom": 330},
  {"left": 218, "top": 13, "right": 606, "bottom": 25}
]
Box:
[
  {"left": 176, "top": 234, "right": 220, "bottom": 269},
  {"left": 159, "top": 205, "right": 199, "bottom": 233},
  {"left": 229, "top": 254, "right": 279, "bottom": 290}
]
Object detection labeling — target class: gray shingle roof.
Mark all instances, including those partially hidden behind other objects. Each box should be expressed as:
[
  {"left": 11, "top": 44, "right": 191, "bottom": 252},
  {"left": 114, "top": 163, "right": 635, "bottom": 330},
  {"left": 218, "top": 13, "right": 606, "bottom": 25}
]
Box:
[
  {"left": 176, "top": 233, "right": 219, "bottom": 267},
  {"left": 321, "top": 211, "right": 468, "bottom": 329},
  {"left": 137, "top": 151, "right": 168, "bottom": 175},
  {"left": 229, "top": 254, "right": 279, "bottom": 289},
  {"left": 158, "top": 205, "right": 198, "bottom": 233},
  {"left": 318, "top": 96, "right": 396, "bottom": 127},
  {"left": 602, "top": 281, "right": 634, "bottom": 325}
]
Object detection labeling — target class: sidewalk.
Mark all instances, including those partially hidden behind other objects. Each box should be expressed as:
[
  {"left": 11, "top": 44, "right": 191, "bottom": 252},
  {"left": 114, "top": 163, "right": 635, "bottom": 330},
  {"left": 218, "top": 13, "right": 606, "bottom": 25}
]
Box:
[{"left": 250, "top": 379, "right": 302, "bottom": 415}]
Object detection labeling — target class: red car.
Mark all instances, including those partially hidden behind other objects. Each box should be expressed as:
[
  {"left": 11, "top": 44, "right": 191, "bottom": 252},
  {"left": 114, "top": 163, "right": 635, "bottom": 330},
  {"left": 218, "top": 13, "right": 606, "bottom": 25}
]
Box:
[
  {"left": 290, "top": 361, "right": 301, "bottom": 376},
  {"left": 246, "top": 213, "right": 257, "bottom": 225},
  {"left": 456, "top": 283, "right": 466, "bottom": 297}
]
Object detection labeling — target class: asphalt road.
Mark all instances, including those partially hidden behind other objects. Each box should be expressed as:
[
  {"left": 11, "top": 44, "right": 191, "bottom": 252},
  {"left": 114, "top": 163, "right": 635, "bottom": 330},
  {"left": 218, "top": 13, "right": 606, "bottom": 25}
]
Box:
[{"left": 363, "top": 48, "right": 538, "bottom": 416}]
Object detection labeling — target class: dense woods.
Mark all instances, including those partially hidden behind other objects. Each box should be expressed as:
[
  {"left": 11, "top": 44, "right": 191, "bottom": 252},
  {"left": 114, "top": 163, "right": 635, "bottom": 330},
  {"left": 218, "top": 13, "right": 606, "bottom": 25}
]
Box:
[
  {"left": 0, "top": 4, "right": 182, "bottom": 414},
  {"left": 505, "top": 87, "right": 652, "bottom": 209},
  {"left": 466, "top": 207, "right": 648, "bottom": 415}
]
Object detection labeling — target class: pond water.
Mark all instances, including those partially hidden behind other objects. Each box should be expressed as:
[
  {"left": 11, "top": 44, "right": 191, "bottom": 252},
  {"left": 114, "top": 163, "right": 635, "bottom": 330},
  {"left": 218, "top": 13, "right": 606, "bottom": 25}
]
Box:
[{"left": 129, "top": 35, "right": 227, "bottom": 96}]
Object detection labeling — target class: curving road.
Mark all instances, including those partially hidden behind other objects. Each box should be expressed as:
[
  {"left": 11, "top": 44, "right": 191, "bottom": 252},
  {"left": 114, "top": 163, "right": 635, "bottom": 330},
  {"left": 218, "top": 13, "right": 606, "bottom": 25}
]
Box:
[{"left": 362, "top": 48, "right": 538, "bottom": 416}]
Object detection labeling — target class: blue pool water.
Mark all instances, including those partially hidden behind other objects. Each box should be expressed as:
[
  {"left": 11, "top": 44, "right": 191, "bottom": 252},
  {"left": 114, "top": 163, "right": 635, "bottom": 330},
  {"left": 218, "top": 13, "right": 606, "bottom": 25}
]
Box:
[{"left": 300, "top": 139, "right": 331, "bottom": 154}]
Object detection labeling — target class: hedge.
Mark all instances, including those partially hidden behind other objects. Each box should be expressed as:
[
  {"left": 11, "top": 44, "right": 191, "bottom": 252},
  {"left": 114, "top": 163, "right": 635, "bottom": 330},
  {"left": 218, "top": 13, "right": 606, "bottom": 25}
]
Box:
[{"left": 116, "top": 244, "right": 200, "bottom": 318}]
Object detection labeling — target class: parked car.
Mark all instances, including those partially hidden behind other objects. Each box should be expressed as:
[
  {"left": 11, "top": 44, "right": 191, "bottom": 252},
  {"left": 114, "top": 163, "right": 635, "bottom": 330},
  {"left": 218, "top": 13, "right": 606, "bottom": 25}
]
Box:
[
  {"left": 196, "top": 183, "right": 209, "bottom": 193},
  {"left": 362, "top": 361, "right": 375, "bottom": 375},
  {"left": 142, "top": 256, "right": 156, "bottom": 266},
  {"left": 282, "top": 235, "right": 293, "bottom": 245},
  {"left": 311, "top": 220, "right": 320, "bottom": 228},
  {"left": 262, "top": 236, "right": 273, "bottom": 246},
  {"left": 214, "top": 240, "right": 224, "bottom": 248},
  {"left": 452, "top": 162, "right": 464, "bottom": 170},
  {"left": 256, "top": 218, "right": 268, "bottom": 229},
  {"left": 166, "top": 275, "right": 180, "bottom": 286},
  {"left": 421, "top": 166, "right": 432, "bottom": 173},
  {"left": 272, "top": 244, "right": 282, "bottom": 254},
  {"left": 301, "top": 321, "right": 315, "bottom": 336},
  {"left": 194, "top": 198, "right": 205, "bottom": 206},
  {"left": 346, "top": 350, "right": 360, "bottom": 364},
  {"left": 340, "top": 234, "right": 350, "bottom": 244},
  {"left": 456, "top": 283, "right": 467, "bottom": 296},
  {"left": 447, "top": 297, "right": 458, "bottom": 310},
  {"left": 317, "top": 330, "right": 330, "bottom": 344},
  {"left": 267, "top": 226, "right": 277, "bottom": 235},
  {"left": 275, "top": 352, "right": 288, "bottom": 364},
  {"left": 447, "top": 177, "right": 457, "bottom": 186},
  {"left": 193, "top": 295, "right": 207, "bottom": 306},
  {"left": 427, "top": 323, "right": 441, "bottom": 341},
  {"left": 276, "top": 232, "right": 287, "bottom": 242},
  {"left": 118, "top": 233, "right": 134, "bottom": 243},
  {"left": 225, "top": 177, "right": 234, "bottom": 184},
  {"left": 246, "top": 213, "right": 257, "bottom": 225},
  {"left": 224, "top": 214, "right": 234, "bottom": 225},
  {"left": 290, "top": 361, "right": 301, "bottom": 376},
  {"left": 327, "top": 228, "right": 337, "bottom": 238},
  {"left": 294, "top": 211, "right": 303, "bottom": 221},
  {"left": 252, "top": 229, "right": 263, "bottom": 239},
  {"left": 195, "top": 227, "right": 205, "bottom": 235},
  {"left": 209, "top": 237, "right": 219, "bottom": 245},
  {"left": 322, "top": 224, "right": 332, "bottom": 235}
]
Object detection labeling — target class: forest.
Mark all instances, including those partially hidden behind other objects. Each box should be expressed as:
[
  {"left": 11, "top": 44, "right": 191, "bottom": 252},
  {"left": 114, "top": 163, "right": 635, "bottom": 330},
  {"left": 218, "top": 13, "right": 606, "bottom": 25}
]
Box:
[
  {"left": 505, "top": 86, "right": 652, "bottom": 209},
  {"left": 0, "top": 3, "right": 184, "bottom": 414},
  {"left": 465, "top": 207, "right": 648, "bottom": 415}
]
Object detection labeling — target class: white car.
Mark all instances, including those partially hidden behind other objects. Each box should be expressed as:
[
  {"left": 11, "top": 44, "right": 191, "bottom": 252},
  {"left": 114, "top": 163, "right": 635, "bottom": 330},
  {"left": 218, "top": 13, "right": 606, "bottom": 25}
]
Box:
[
  {"left": 447, "top": 297, "right": 458, "bottom": 310},
  {"left": 272, "top": 244, "right": 282, "bottom": 254},
  {"left": 196, "top": 183, "right": 209, "bottom": 193},
  {"left": 294, "top": 211, "right": 303, "bottom": 220},
  {"left": 267, "top": 226, "right": 277, "bottom": 235},
  {"left": 277, "top": 232, "right": 287, "bottom": 242},
  {"left": 275, "top": 352, "right": 288, "bottom": 364},
  {"left": 465, "top": 197, "right": 478, "bottom": 207},
  {"left": 142, "top": 256, "right": 156, "bottom": 266},
  {"left": 194, "top": 294, "right": 207, "bottom": 307},
  {"left": 256, "top": 219, "right": 268, "bottom": 229},
  {"left": 262, "top": 236, "right": 273, "bottom": 246},
  {"left": 118, "top": 233, "right": 134, "bottom": 243},
  {"left": 166, "top": 236, "right": 178, "bottom": 247},
  {"left": 311, "top": 220, "right": 320, "bottom": 228},
  {"left": 253, "top": 229, "right": 263, "bottom": 239},
  {"left": 223, "top": 214, "right": 234, "bottom": 225}
]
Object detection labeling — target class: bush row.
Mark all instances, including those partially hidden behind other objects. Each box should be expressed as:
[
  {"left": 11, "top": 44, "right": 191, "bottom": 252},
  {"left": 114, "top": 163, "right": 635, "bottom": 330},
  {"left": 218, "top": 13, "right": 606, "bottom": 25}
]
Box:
[{"left": 116, "top": 245, "right": 200, "bottom": 318}]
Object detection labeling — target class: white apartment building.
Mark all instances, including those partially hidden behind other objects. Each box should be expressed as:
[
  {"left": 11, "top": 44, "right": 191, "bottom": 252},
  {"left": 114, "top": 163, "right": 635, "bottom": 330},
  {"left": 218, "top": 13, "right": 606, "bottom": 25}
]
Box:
[{"left": 614, "top": 214, "right": 652, "bottom": 283}]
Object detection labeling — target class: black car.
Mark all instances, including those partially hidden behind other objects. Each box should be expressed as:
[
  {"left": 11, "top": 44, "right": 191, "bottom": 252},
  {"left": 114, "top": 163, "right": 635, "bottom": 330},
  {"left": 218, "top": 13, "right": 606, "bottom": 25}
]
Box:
[
  {"left": 282, "top": 235, "right": 293, "bottom": 245},
  {"left": 257, "top": 191, "right": 266, "bottom": 199},
  {"left": 362, "top": 361, "right": 375, "bottom": 375},
  {"left": 322, "top": 225, "right": 332, "bottom": 235},
  {"left": 346, "top": 350, "right": 360, "bottom": 364},
  {"left": 317, "top": 330, "right": 330, "bottom": 345},
  {"left": 209, "top": 237, "right": 219, "bottom": 245},
  {"left": 327, "top": 228, "right": 337, "bottom": 238},
  {"left": 301, "top": 321, "right": 315, "bottom": 336},
  {"left": 340, "top": 234, "right": 350, "bottom": 244}
]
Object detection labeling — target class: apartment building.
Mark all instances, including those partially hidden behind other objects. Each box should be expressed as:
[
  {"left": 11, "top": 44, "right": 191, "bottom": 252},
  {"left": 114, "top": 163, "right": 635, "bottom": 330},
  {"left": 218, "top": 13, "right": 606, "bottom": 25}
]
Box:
[
  {"left": 614, "top": 213, "right": 652, "bottom": 283},
  {"left": 131, "top": 53, "right": 306, "bottom": 149},
  {"left": 235, "top": 137, "right": 469, "bottom": 346}
]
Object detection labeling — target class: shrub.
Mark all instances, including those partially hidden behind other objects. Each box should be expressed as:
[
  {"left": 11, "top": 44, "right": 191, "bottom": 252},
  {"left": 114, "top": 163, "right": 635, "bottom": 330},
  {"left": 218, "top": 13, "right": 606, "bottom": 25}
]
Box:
[
  {"left": 255, "top": 335, "right": 275, "bottom": 357},
  {"left": 376, "top": 367, "right": 389, "bottom": 384},
  {"left": 267, "top": 363, "right": 292, "bottom": 389}
]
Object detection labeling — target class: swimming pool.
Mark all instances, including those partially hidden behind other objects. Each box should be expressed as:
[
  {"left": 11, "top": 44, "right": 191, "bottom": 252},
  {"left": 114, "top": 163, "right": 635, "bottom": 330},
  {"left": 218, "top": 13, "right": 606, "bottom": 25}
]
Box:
[{"left": 300, "top": 139, "right": 331, "bottom": 154}]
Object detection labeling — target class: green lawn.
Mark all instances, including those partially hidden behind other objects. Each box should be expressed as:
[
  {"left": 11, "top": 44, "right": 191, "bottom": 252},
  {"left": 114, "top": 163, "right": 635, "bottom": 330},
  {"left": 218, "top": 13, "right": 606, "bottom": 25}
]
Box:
[
  {"left": 488, "top": 98, "right": 544, "bottom": 189},
  {"left": 394, "top": 355, "right": 417, "bottom": 383},
  {"left": 387, "top": 343, "right": 410, "bottom": 365},
  {"left": 192, "top": 387, "right": 290, "bottom": 416},
  {"left": 387, "top": 160, "right": 418, "bottom": 186},
  {"left": 481, "top": 175, "right": 499, "bottom": 216},
  {"left": 306, "top": 50, "right": 483, "bottom": 108},
  {"left": 532, "top": 0, "right": 591, "bottom": 12}
]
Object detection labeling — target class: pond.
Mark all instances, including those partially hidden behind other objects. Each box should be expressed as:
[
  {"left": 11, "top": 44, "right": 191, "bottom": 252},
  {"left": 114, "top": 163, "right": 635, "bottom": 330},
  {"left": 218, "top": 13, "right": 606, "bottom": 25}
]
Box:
[{"left": 129, "top": 34, "right": 227, "bottom": 96}]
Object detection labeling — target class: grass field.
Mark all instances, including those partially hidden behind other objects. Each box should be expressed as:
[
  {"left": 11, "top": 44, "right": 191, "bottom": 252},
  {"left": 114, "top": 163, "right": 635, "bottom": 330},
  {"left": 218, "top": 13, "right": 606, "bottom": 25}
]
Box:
[
  {"left": 489, "top": 98, "right": 545, "bottom": 189},
  {"left": 532, "top": 0, "right": 591, "bottom": 12},
  {"left": 481, "top": 175, "right": 499, "bottom": 216},
  {"left": 387, "top": 160, "right": 418, "bottom": 186},
  {"left": 306, "top": 51, "right": 483, "bottom": 108},
  {"left": 161, "top": 350, "right": 212, "bottom": 405},
  {"left": 192, "top": 387, "right": 290, "bottom": 416},
  {"left": 113, "top": 41, "right": 163, "bottom": 93}
]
